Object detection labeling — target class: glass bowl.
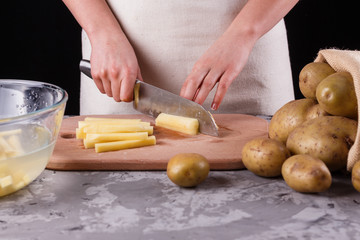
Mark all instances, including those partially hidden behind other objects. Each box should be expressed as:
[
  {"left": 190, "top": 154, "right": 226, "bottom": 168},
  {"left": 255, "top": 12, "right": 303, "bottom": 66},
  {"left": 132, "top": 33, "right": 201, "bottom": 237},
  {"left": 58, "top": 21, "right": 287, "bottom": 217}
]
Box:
[{"left": 0, "top": 79, "right": 68, "bottom": 197}]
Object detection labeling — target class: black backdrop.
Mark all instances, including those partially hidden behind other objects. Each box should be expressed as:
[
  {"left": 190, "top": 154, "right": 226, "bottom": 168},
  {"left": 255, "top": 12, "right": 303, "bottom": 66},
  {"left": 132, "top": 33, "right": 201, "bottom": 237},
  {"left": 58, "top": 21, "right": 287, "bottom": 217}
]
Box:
[{"left": 1, "top": 1, "right": 359, "bottom": 115}]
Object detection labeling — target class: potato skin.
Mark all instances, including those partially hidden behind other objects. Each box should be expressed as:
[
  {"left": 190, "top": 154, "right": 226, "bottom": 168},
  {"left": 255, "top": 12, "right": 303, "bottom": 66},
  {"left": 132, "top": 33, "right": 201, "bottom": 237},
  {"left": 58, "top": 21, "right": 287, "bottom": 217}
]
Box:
[
  {"left": 299, "top": 62, "right": 336, "bottom": 99},
  {"left": 286, "top": 116, "right": 357, "bottom": 171},
  {"left": 269, "top": 99, "right": 317, "bottom": 143},
  {"left": 305, "top": 104, "right": 329, "bottom": 120},
  {"left": 352, "top": 161, "right": 360, "bottom": 192},
  {"left": 242, "top": 138, "right": 291, "bottom": 177},
  {"left": 167, "top": 153, "right": 210, "bottom": 187},
  {"left": 282, "top": 154, "right": 332, "bottom": 193}
]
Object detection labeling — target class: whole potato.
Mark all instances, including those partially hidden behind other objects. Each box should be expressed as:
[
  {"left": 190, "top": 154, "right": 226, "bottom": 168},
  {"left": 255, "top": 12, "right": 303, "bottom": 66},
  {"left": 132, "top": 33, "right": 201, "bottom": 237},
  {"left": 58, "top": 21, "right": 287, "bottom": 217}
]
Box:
[
  {"left": 316, "top": 72, "right": 358, "bottom": 119},
  {"left": 242, "top": 137, "right": 291, "bottom": 177},
  {"left": 286, "top": 116, "right": 357, "bottom": 171},
  {"left": 269, "top": 99, "right": 317, "bottom": 143},
  {"left": 167, "top": 153, "right": 210, "bottom": 187},
  {"left": 299, "top": 62, "right": 336, "bottom": 99},
  {"left": 352, "top": 161, "right": 360, "bottom": 192},
  {"left": 281, "top": 154, "right": 332, "bottom": 193}
]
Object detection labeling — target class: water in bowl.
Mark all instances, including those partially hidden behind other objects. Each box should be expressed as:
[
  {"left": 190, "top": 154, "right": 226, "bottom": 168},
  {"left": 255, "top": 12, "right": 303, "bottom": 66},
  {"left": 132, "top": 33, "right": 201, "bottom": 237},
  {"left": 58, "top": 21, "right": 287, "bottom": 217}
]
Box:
[{"left": 0, "top": 124, "right": 54, "bottom": 197}]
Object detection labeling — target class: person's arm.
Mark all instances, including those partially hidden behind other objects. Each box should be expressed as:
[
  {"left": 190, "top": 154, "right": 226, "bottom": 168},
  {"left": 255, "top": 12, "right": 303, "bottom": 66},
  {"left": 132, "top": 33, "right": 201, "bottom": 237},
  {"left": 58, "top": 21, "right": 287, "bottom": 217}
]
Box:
[
  {"left": 180, "top": 0, "right": 299, "bottom": 110},
  {"left": 62, "top": 0, "right": 142, "bottom": 102}
]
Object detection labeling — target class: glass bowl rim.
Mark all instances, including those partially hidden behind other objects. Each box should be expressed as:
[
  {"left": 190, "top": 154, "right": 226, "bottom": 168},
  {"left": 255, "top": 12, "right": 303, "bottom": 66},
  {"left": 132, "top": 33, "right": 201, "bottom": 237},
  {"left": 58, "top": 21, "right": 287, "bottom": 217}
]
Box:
[{"left": 0, "top": 79, "right": 68, "bottom": 125}]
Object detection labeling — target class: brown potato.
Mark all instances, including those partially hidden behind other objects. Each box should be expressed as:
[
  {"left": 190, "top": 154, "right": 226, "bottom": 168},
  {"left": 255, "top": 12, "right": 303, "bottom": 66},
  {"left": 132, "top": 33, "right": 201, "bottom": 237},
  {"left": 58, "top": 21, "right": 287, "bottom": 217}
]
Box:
[
  {"left": 299, "top": 62, "right": 336, "bottom": 99},
  {"left": 242, "top": 137, "right": 291, "bottom": 177},
  {"left": 281, "top": 154, "right": 332, "bottom": 193},
  {"left": 286, "top": 116, "right": 357, "bottom": 171},
  {"left": 269, "top": 99, "right": 317, "bottom": 143},
  {"left": 316, "top": 72, "right": 358, "bottom": 119},
  {"left": 352, "top": 161, "right": 360, "bottom": 192},
  {"left": 305, "top": 104, "right": 330, "bottom": 120},
  {"left": 167, "top": 153, "right": 210, "bottom": 187}
]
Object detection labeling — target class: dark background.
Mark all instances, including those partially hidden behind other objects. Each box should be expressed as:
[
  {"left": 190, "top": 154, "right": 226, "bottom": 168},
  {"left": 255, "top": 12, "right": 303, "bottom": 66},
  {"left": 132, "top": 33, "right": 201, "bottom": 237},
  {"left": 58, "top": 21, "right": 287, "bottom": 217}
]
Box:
[{"left": 1, "top": 1, "right": 359, "bottom": 115}]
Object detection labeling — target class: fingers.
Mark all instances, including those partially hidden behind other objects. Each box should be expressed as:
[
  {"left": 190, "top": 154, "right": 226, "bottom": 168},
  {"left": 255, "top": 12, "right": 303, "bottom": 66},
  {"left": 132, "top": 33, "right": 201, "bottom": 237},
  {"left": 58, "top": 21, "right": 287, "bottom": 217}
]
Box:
[
  {"left": 211, "top": 71, "right": 235, "bottom": 110},
  {"left": 91, "top": 63, "right": 139, "bottom": 102},
  {"left": 180, "top": 65, "right": 209, "bottom": 101},
  {"left": 180, "top": 65, "right": 237, "bottom": 111}
]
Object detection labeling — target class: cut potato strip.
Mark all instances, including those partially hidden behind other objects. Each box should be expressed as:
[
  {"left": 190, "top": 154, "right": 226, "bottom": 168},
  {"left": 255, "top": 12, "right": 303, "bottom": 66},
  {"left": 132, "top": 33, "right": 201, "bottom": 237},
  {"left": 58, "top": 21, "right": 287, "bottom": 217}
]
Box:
[
  {"left": 95, "top": 136, "right": 156, "bottom": 153},
  {"left": 83, "top": 124, "right": 153, "bottom": 135},
  {"left": 155, "top": 113, "right": 199, "bottom": 135},
  {"left": 76, "top": 121, "right": 151, "bottom": 139},
  {"left": 0, "top": 129, "right": 22, "bottom": 137},
  {"left": 6, "top": 135, "right": 24, "bottom": 156},
  {"left": 83, "top": 132, "right": 148, "bottom": 148},
  {"left": 78, "top": 120, "right": 150, "bottom": 129},
  {"left": 0, "top": 175, "right": 13, "bottom": 189},
  {"left": 84, "top": 117, "right": 141, "bottom": 122}
]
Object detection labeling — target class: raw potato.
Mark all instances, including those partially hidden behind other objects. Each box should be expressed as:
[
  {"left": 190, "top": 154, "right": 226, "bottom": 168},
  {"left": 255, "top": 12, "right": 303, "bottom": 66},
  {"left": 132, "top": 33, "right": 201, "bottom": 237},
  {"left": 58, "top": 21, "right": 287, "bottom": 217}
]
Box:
[
  {"left": 305, "top": 104, "right": 329, "bottom": 120},
  {"left": 286, "top": 116, "right": 357, "bottom": 171},
  {"left": 95, "top": 136, "right": 156, "bottom": 153},
  {"left": 242, "top": 138, "right": 291, "bottom": 177},
  {"left": 167, "top": 153, "right": 209, "bottom": 187},
  {"left": 281, "top": 154, "right": 332, "bottom": 193},
  {"left": 83, "top": 132, "right": 148, "bottom": 149},
  {"left": 299, "top": 62, "right": 336, "bottom": 99},
  {"left": 75, "top": 117, "right": 156, "bottom": 152},
  {"left": 269, "top": 99, "right": 317, "bottom": 143},
  {"left": 352, "top": 161, "right": 360, "bottom": 192},
  {"left": 316, "top": 72, "right": 358, "bottom": 119},
  {"left": 155, "top": 113, "right": 199, "bottom": 135}
]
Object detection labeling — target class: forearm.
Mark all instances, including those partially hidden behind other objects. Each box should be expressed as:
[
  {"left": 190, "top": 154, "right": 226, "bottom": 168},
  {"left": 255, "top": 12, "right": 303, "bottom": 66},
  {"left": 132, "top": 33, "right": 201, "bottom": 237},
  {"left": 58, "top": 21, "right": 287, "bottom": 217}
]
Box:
[
  {"left": 227, "top": 0, "right": 299, "bottom": 42},
  {"left": 62, "top": 0, "right": 127, "bottom": 44}
]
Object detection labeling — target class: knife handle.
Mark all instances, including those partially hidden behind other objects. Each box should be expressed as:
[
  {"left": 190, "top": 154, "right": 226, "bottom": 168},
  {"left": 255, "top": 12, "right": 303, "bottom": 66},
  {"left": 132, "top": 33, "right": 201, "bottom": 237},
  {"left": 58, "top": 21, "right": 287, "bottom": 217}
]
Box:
[{"left": 79, "top": 59, "right": 92, "bottom": 79}]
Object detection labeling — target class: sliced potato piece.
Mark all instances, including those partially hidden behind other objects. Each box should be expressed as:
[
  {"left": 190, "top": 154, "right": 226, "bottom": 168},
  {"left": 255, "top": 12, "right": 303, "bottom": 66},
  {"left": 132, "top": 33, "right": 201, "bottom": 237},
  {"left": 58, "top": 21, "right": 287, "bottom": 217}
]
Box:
[
  {"left": 83, "top": 124, "right": 153, "bottom": 135},
  {"left": 95, "top": 136, "right": 156, "bottom": 153},
  {"left": 83, "top": 117, "right": 142, "bottom": 122},
  {"left": 0, "top": 175, "right": 13, "bottom": 189},
  {"left": 155, "top": 113, "right": 199, "bottom": 135},
  {"left": 0, "top": 129, "right": 22, "bottom": 137},
  {"left": 6, "top": 135, "right": 24, "bottom": 156},
  {"left": 84, "top": 132, "right": 148, "bottom": 148}
]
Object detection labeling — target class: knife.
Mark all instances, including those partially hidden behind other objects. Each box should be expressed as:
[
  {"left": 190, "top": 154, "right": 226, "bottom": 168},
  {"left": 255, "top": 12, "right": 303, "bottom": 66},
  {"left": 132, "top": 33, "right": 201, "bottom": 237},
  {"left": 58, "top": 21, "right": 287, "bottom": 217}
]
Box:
[{"left": 79, "top": 59, "right": 219, "bottom": 137}]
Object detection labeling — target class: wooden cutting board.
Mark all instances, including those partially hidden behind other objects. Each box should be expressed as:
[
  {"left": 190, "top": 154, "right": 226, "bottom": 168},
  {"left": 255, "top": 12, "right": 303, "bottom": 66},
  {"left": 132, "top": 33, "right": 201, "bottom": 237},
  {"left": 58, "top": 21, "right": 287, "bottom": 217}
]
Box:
[{"left": 47, "top": 114, "right": 268, "bottom": 170}]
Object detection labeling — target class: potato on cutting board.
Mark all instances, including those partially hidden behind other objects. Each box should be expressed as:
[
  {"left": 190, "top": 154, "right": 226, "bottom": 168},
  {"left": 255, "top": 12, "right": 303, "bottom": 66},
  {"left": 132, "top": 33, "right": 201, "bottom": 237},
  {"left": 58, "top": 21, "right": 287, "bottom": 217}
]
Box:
[
  {"left": 155, "top": 113, "right": 199, "bottom": 135},
  {"left": 75, "top": 117, "right": 156, "bottom": 153}
]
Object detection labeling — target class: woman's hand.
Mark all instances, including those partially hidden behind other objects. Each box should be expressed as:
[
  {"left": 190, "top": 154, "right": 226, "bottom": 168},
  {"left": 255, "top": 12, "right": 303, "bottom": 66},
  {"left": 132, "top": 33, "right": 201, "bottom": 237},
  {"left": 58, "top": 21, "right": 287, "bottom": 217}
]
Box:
[
  {"left": 180, "top": 0, "right": 299, "bottom": 110},
  {"left": 89, "top": 33, "right": 142, "bottom": 102},
  {"left": 180, "top": 30, "right": 256, "bottom": 110},
  {"left": 62, "top": 0, "right": 142, "bottom": 102}
]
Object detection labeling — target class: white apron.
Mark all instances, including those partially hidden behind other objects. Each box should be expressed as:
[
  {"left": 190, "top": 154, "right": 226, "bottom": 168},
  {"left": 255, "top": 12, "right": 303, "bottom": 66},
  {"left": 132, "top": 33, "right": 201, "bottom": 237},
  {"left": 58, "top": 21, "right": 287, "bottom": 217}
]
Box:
[{"left": 80, "top": 0, "right": 294, "bottom": 115}]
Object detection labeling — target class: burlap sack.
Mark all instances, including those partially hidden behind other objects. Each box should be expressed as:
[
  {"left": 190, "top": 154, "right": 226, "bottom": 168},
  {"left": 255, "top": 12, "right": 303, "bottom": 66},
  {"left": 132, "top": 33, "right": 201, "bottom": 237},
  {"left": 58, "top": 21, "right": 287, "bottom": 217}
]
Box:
[{"left": 314, "top": 49, "right": 360, "bottom": 171}]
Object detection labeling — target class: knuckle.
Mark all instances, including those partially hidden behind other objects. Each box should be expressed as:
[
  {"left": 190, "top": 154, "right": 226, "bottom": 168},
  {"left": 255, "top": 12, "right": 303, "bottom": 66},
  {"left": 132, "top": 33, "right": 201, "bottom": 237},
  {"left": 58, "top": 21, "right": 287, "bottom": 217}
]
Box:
[
  {"left": 109, "top": 66, "right": 120, "bottom": 78},
  {"left": 202, "top": 80, "right": 213, "bottom": 89}
]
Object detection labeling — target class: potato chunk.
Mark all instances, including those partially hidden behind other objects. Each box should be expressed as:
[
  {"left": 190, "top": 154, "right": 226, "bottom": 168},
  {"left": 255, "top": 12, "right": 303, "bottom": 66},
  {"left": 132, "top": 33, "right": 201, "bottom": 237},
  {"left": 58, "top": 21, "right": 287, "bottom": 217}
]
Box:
[{"left": 155, "top": 113, "right": 199, "bottom": 135}]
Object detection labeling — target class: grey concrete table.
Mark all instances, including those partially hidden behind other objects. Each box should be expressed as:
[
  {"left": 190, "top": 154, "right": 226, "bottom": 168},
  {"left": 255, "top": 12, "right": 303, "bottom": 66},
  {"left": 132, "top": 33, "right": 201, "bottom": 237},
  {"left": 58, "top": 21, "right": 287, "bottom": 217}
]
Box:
[{"left": 0, "top": 169, "right": 360, "bottom": 240}]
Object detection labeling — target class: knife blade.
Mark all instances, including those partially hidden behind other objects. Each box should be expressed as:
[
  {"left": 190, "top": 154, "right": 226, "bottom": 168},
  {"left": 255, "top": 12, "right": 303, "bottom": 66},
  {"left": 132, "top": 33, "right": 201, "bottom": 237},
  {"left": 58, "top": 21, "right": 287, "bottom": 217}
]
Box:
[{"left": 79, "top": 59, "right": 219, "bottom": 137}]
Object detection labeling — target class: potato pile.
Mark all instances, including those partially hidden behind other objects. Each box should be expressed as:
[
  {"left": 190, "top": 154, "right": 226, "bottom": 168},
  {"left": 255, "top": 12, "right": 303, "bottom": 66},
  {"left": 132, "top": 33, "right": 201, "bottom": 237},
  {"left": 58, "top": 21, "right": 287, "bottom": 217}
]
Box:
[{"left": 242, "top": 62, "right": 359, "bottom": 193}]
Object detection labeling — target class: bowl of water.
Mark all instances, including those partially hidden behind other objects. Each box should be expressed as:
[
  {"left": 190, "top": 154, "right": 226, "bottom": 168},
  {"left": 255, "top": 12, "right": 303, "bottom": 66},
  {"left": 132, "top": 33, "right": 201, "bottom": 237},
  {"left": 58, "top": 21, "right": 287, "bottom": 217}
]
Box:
[{"left": 0, "top": 79, "right": 68, "bottom": 197}]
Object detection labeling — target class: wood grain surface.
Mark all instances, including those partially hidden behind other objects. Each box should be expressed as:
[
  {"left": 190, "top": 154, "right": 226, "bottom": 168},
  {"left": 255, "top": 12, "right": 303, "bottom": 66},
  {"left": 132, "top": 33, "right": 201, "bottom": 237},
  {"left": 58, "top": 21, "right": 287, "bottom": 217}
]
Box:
[{"left": 47, "top": 114, "right": 268, "bottom": 170}]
